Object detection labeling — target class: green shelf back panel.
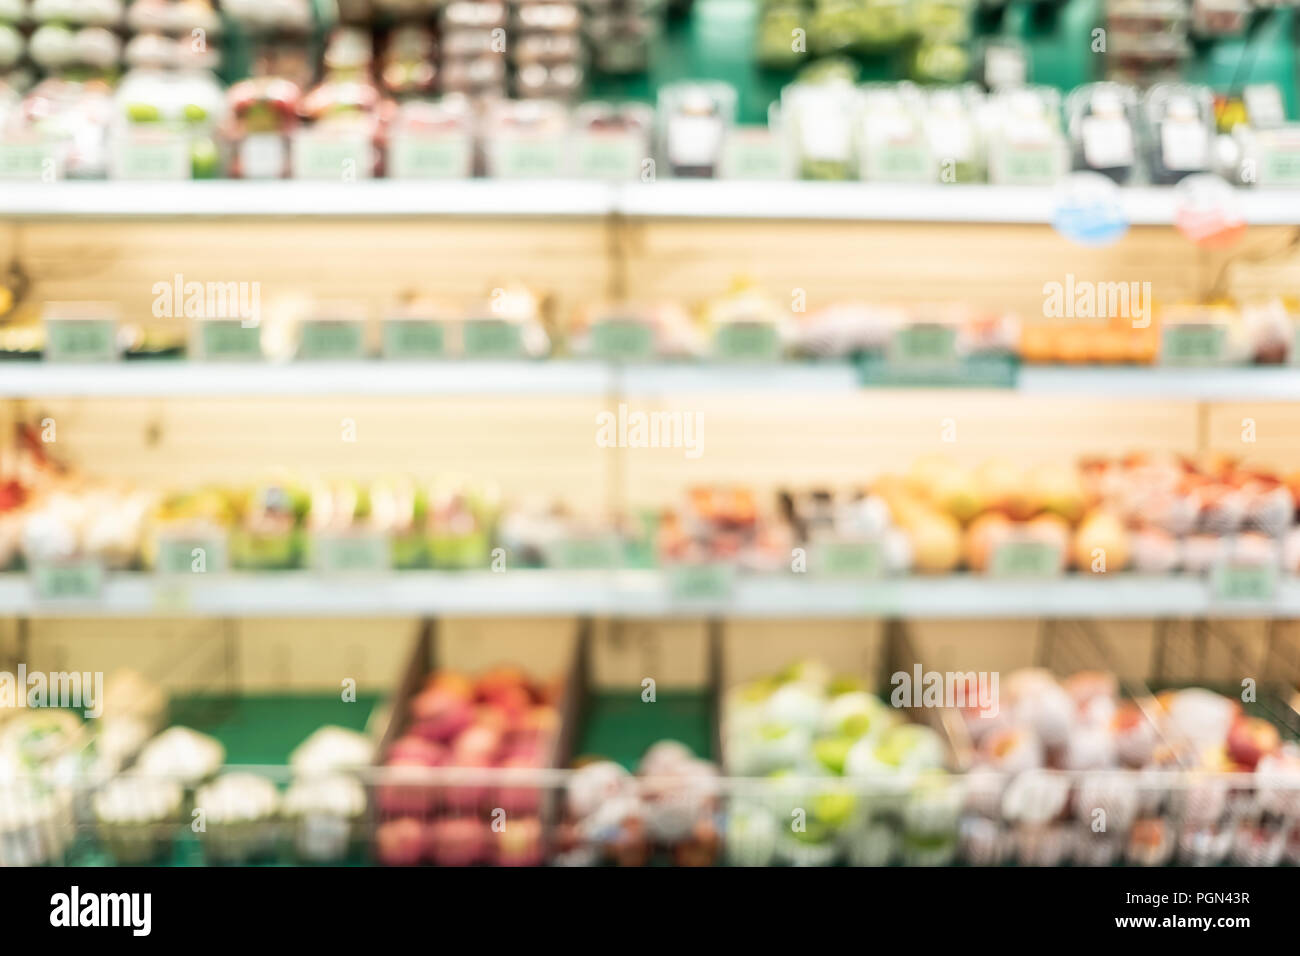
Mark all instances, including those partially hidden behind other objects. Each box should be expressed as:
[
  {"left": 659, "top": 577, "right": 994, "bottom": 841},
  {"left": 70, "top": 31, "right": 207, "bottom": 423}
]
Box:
[
  {"left": 168, "top": 691, "right": 382, "bottom": 765},
  {"left": 572, "top": 690, "right": 716, "bottom": 770}
]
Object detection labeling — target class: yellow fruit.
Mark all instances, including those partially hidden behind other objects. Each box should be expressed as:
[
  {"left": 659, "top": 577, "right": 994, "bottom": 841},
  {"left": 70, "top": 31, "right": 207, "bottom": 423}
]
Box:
[
  {"left": 909, "top": 511, "right": 963, "bottom": 574},
  {"left": 1027, "top": 463, "right": 1085, "bottom": 524},
  {"left": 931, "top": 466, "right": 984, "bottom": 524},
  {"left": 975, "top": 459, "right": 1034, "bottom": 521},
  {"left": 1072, "top": 510, "right": 1130, "bottom": 573}
]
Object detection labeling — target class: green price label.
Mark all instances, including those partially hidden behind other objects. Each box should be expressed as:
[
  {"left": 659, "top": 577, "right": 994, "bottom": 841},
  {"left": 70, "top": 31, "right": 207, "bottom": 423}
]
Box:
[
  {"left": 550, "top": 538, "right": 624, "bottom": 570},
  {"left": 0, "top": 143, "right": 56, "bottom": 180},
  {"left": 870, "top": 144, "right": 931, "bottom": 182},
  {"left": 989, "top": 540, "right": 1062, "bottom": 577},
  {"left": 113, "top": 137, "right": 191, "bottom": 180},
  {"left": 1162, "top": 324, "right": 1227, "bottom": 366},
  {"left": 155, "top": 535, "right": 228, "bottom": 575},
  {"left": 389, "top": 135, "right": 472, "bottom": 179},
  {"left": 293, "top": 136, "right": 372, "bottom": 180},
  {"left": 197, "top": 320, "right": 262, "bottom": 361},
  {"left": 890, "top": 324, "right": 958, "bottom": 365},
  {"left": 32, "top": 561, "right": 104, "bottom": 601},
  {"left": 463, "top": 320, "right": 524, "bottom": 358},
  {"left": 44, "top": 319, "right": 118, "bottom": 362},
  {"left": 311, "top": 533, "right": 391, "bottom": 573},
  {"left": 714, "top": 322, "right": 781, "bottom": 361},
  {"left": 1214, "top": 563, "right": 1277, "bottom": 602},
  {"left": 492, "top": 140, "right": 565, "bottom": 178},
  {"left": 815, "top": 540, "right": 884, "bottom": 577},
  {"left": 383, "top": 320, "right": 446, "bottom": 359},
  {"left": 996, "top": 145, "right": 1061, "bottom": 186},
  {"left": 722, "top": 135, "right": 789, "bottom": 180},
  {"left": 591, "top": 320, "right": 655, "bottom": 361},
  {"left": 299, "top": 320, "right": 366, "bottom": 360},
  {"left": 1259, "top": 145, "right": 1300, "bottom": 187},
  {"left": 668, "top": 563, "right": 735, "bottom": 602},
  {"left": 575, "top": 133, "right": 643, "bottom": 180}
]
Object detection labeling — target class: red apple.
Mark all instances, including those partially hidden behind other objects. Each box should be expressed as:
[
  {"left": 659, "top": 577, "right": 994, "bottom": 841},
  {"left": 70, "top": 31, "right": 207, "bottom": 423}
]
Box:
[
  {"left": 495, "top": 816, "right": 544, "bottom": 866},
  {"left": 426, "top": 816, "right": 489, "bottom": 867},
  {"left": 453, "top": 724, "right": 503, "bottom": 764},
  {"left": 377, "top": 757, "right": 439, "bottom": 816},
  {"left": 1227, "top": 716, "right": 1281, "bottom": 770},
  {"left": 494, "top": 755, "right": 544, "bottom": 815},
  {"left": 386, "top": 735, "right": 446, "bottom": 766},
  {"left": 475, "top": 666, "right": 532, "bottom": 705},
  {"left": 410, "top": 687, "right": 475, "bottom": 742},
  {"left": 441, "top": 753, "right": 492, "bottom": 814},
  {"left": 375, "top": 817, "right": 424, "bottom": 866}
]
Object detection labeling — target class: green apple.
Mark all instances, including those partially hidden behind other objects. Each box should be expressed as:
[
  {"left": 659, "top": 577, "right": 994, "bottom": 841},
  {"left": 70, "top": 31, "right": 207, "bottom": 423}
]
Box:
[{"left": 813, "top": 735, "right": 855, "bottom": 775}]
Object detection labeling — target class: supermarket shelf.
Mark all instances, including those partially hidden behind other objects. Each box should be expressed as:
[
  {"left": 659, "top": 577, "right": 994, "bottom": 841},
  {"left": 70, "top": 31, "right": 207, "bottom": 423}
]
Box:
[
  {"left": 617, "top": 361, "right": 860, "bottom": 394},
  {"left": 0, "top": 179, "right": 617, "bottom": 219},
  {"left": 4, "top": 360, "right": 1299, "bottom": 400},
  {"left": 0, "top": 360, "right": 614, "bottom": 397},
  {"left": 6, "top": 180, "right": 1300, "bottom": 225},
  {"left": 1016, "top": 365, "right": 1300, "bottom": 401},
  {"left": 1, "top": 570, "right": 1294, "bottom": 618}
]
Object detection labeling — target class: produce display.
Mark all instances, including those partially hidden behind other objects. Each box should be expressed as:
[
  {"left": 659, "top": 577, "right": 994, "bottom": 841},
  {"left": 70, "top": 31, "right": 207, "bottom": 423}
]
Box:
[
  {"left": 5, "top": 280, "right": 1298, "bottom": 365},
  {"left": 555, "top": 741, "right": 721, "bottom": 866},
  {"left": 2, "top": 650, "right": 1299, "bottom": 867},
  {"left": 723, "top": 658, "right": 957, "bottom": 865},
  {"left": 375, "top": 665, "right": 562, "bottom": 866},
  {"left": 3, "top": 17, "right": 1296, "bottom": 188},
  {"left": 957, "top": 669, "right": 1300, "bottom": 866},
  {"left": 6, "top": 444, "right": 1300, "bottom": 581}
]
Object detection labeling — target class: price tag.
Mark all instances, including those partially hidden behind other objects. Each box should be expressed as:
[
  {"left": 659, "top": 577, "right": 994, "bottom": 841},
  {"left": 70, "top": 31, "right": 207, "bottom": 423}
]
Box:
[
  {"left": 1254, "top": 128, "right": 1300, "bottom": 187},
  {"left": 989, "top": 539, "right": 1063, "bottom": 577},
  {"left": 31, "top": 560, "right": 104, "bottom": 602},
  {"left": 714, "top": 322, "right": 781, "bottom": 361},
  {"left": 155, "top": 532, "right": 229, "bottom": 575},
  {"left": 292, "top": 130, "right": 373, "bottom": 181},
  {"left": 383, "top": 319, "right": 446, "bottom": 359},
  {"left": 1081, "top": 116, "right": 1135, "bottom": 171},
  {"left": 388, "top": 133, "right": 473, "bottom": 179},
  {"left": 311, "top": 531, "right": 391, "bottom": 573},
  {"left": 549, "top": 537, "right": 624, "bottom": 570},
  {"left": 298, "top": 320, "right": 366, "bottom": 360},
  {"left": 1213, "top": 562, "right": 1277, "bottom": 602},
  {"left": 1161, "top": 121, "right": 1209, "bottom": 174},
  {"left": 866, "top": 142, "right": 933, "bottom": 182},
  {"left": 815, "top": 540, "right": 884, "bottom": 577},
  {"left": 0, "top": 140, "right": 59, "bottom": 181},
  {"left": 43, "top": 318, "right": 118, "bottom": 362},
  {"left": 992, "top": 142, "right": 1064, "bottom": 186},
  {"left": 721, "top": 128, "right": 791, "bottom": 180},
  {"left": 110, "top": 130, "right": 192, "bottom": 180},
  {"left": 575, "top": 131, "right": 645, "bottom": 180},
  {"left": 889, "top": 324, "right": 958, "bottom": 365},
  {"left": 1161, "top": 323, "right": 1228, "bottom": 366},
  {"left": 462, "top": 320, "right": 524, "bottom": 358},
  {"left": 489, "top": 137, "right": 566, "bottom": 178},
  {"left": 668, "top": 563, "right": 735, "bottom": 603},
  {"left": 590, "top": 320, "right": 655, "bottom": 361},
  {"left": 194, "top": 319, "right": 263, "bottom": 361}
]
